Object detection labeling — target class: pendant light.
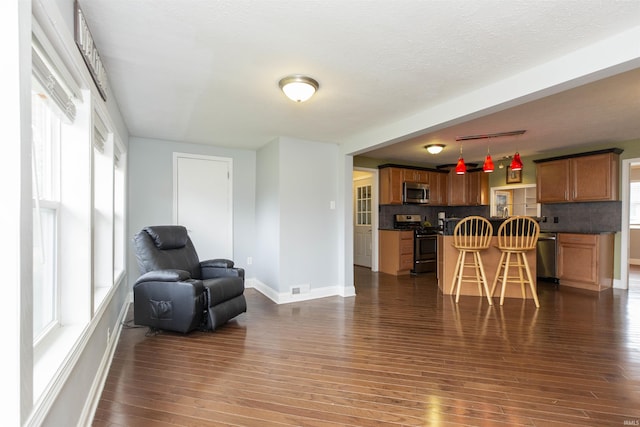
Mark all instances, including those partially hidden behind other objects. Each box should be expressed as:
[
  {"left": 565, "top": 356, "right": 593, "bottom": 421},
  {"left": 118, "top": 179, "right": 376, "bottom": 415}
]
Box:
[
  {"left": 510, "top": 152, "right": 523, "bottom": 171},
  {"left": 483, "top": 146, "right": 494, "bottom": 173},
  {"left": 455, "top": 144, "right": 466, "bottom": 175}
]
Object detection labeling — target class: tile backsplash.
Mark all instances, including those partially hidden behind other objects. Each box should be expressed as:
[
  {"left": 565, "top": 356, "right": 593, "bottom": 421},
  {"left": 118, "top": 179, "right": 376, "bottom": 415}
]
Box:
[
  {"left": 379, "top": 201, "right": 621, "bottom": 233},
  {"left": 539, "top": 201, "right": 621, "bottom": 233}
]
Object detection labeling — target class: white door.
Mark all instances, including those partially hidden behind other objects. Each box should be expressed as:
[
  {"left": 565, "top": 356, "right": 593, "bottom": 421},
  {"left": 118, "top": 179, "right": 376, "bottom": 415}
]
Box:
[
  {"left": 353, "top": 176, "right": 373, "bottom": 267},
  {"left": 173, "top": 153, "right": 232, "bottom": 260}
]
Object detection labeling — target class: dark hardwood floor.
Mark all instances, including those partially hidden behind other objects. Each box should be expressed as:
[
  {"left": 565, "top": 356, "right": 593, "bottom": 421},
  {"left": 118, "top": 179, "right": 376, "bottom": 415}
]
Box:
[{"left": 93, "top": 268, "right": 640, "bottom": 426}]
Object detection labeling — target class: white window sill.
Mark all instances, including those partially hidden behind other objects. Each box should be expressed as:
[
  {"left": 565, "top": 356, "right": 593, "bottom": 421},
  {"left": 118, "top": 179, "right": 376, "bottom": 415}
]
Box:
[{"left": 33, "top": 323, "right": 84, "bottom": 403}]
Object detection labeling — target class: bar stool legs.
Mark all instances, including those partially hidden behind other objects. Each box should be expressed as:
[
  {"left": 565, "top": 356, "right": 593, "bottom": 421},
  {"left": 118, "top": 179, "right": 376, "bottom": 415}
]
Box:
[
  {"left": 491, "top": 250, "right": 540, "bottom": 308},
  {"left": 450, "top": 249, "right": 493, "bottom": 305}
]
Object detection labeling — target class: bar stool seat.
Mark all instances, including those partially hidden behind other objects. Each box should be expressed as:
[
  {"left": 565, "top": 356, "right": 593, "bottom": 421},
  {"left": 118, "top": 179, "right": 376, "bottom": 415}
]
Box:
[
  {"left": 490, "top": 216, "right": 541, "bottom": 308},
  {"left": 450, "top": 216, "right": 493, "bottom": 305}
]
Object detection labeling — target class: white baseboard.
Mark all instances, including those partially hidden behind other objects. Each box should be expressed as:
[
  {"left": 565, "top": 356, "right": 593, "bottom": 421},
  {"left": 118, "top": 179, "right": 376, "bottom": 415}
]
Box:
[{"left": 246, "top": 278, "right": 356, "bottom": 304}]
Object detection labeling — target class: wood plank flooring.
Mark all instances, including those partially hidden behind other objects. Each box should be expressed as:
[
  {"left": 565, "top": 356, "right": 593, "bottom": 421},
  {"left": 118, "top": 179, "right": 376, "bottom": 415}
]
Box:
[{"left": 93, "top": 268, "right": 640, "bottom": 426}]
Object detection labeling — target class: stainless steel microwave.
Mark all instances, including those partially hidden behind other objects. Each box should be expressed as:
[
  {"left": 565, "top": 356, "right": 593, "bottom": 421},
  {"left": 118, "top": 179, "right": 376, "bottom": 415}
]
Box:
[{"left": 403, "top": 182, "right": 430, "bottom": 204}]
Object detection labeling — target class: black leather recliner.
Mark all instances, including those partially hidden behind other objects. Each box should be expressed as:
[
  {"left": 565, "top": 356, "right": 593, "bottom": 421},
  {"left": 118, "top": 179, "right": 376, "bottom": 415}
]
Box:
[{"left": 133, "top": 225, "right": 247, "bottom": 333}]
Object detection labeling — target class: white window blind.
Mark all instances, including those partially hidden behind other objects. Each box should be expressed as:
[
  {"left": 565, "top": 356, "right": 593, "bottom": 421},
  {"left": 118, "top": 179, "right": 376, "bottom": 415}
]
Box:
[
  {"left": 113, "top": 145, "right": 121, "bottom": 168},
  {"left": 32, "top": 22, "right": 81, "bottom": 122},
  {"left": 93, "top": 112, "right": 108, "bottom": 153}
]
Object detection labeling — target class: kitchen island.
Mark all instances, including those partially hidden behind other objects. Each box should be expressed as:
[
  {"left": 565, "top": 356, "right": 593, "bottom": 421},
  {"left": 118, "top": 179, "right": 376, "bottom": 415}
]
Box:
[{"left": 437, "top": 218, "right": 538, "bottom": 301}]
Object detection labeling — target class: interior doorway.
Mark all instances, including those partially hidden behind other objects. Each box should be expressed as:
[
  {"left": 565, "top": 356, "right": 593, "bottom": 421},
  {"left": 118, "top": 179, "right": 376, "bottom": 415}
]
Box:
[
  {"left": 353, "top": 168, "right": 378, "bottom": 271},
  {"left": 622, "top": 158, "right": 640, "bottom": 290}
]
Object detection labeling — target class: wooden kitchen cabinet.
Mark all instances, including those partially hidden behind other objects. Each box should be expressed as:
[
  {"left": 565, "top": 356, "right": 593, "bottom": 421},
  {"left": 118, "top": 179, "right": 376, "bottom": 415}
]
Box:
[
  {"left": 379, "top": 167, "right": 404, "bottom": 205},
  {"left": 467, "top": 170, "right": 489, "bottom": 205},
  {"left": 429, "top": 171, "right": 448, "bottom": 205},
  {"left": 557, "top": 233, "right": 614, "bottom": 291},
  {"left": 379, "top": 230, "right": 414, "bottom": 275},
  {"left": 379, "top": 165, "right": 445, "bottom": 205},
  {"left": 403, "top": 169, "right": 428, "bottom": 183},
  {"left": 447, "top": 169, "right": 488, "bottom": 206},
  {"left": 535, "top": 149, "right": 621, "bottom": 203}
]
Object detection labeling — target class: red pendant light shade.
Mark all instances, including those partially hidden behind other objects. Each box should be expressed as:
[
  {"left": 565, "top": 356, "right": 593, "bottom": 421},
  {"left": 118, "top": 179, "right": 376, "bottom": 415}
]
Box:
[
  {"left": 455, "top": 143, "right": 466, "bottom": 174},
  {"left": 510, "top": 152, "right": 523, "bottom": 171},
  {"left": 483, "top": 153, "right": 494, "bottom": 173},
  {"left": 455, "top": 156, "right": 466, "bottom": 174}
]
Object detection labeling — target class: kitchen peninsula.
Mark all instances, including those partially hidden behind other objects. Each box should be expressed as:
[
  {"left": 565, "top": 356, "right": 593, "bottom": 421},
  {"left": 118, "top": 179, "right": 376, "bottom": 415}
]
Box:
[{"left": 437, "top": 217, "right": 538, "bottom": 301}]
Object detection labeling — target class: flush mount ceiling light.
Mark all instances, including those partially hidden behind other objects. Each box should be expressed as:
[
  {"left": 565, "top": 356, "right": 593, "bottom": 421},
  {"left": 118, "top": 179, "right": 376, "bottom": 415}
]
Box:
[
  {"left": 278, "top": 75, "right": 319, "bottom": 102},
  {"left": 425, "top": 144, "right": 445, "bottom": 154}
]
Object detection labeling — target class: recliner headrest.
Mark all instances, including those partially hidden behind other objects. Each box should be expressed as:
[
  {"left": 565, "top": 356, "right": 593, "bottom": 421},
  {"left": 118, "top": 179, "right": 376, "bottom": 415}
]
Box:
[{"left": 143, "top": 225, "right": 189, "bottom": 250}]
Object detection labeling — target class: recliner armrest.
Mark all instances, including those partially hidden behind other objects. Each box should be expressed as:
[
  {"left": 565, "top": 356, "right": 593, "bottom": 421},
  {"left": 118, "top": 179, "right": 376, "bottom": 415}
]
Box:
[
  {"left": 135, "top": 269, "right": 192, "bottom": 284},
  {"left": 201, "top": 265, "right": 245, "bottom": 280},
  {"left": 200, "top": 259, "right": 235, "bottom": 268}
]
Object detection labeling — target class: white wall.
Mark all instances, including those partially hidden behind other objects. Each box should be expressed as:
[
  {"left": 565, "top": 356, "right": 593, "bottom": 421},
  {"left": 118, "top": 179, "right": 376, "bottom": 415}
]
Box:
[
  {"left": 255, "top": 139, "right": 281, "bottom": 289},
  {"left": 279, "top": 137, "right": 340, "bottom": 293},
  {"left": 127, "top": 137, "right": 257, "bottom": 283},
  {"left": 254, "top": 137, "right": 344, "bottom": 300}
]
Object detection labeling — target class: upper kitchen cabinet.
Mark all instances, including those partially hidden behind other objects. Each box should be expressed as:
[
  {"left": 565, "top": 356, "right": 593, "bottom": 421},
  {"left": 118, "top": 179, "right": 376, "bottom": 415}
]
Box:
[
  {"left": 379, "top": 166, "right": 404, "bottom": 205},
  {"left": 378, "top": 165, "right": 447, "bottom": 205},
  {"left": 403, "top": 169, "right": 428, "bottom": 184},
  {"left": 429, "top": 171, "right": 448, "bottom": 206},
  {"left": 535, "top": 149, "right": 622, "bottom": 203},
  {"left": 447, "top": 168, "right": 488, "bottom": 206}
]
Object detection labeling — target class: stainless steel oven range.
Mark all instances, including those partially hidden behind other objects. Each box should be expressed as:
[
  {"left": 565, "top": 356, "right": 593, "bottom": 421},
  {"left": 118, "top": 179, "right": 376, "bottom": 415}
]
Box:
[{"left": 393, "top": 214, "right": 439, "bottom": 274}]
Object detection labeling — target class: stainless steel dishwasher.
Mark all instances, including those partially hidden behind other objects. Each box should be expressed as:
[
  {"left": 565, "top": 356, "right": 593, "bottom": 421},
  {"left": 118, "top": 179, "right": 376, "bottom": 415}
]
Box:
[{"left": 536, "top": 232, "right": 558, "bottom": 283}]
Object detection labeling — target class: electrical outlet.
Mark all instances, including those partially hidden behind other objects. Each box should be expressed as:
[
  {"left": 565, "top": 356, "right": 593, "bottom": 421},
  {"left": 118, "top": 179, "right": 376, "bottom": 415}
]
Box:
[
  {"left": 247, "top": 256, "right": 252, "bottom": 265},
  {"left": 107, "top": 327, "right": 111, "bottom": 344}
]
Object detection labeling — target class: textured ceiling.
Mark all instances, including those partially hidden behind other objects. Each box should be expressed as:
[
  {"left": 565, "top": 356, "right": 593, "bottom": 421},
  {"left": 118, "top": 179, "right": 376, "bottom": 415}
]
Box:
[{"left": 78, "top": 0, "right": 640, "bottom": 164}]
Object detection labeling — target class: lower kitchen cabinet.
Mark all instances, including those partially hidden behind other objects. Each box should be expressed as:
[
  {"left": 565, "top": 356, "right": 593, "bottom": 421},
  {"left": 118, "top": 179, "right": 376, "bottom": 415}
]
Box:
[
  {"left": 557, "top": 233, "right": 614, "bottom": 291},
  {"left": 379, "top": 230, "right": 414, "bottom": 275}
]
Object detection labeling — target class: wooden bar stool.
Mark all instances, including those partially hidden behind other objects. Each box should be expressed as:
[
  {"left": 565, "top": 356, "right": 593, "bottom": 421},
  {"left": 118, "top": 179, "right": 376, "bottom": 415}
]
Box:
[
  {"left": 490, "top": 216, "right": 541, "bottom": 308},
  {"left": 450, "top": 216, "right": 494, "bottom": 305}
]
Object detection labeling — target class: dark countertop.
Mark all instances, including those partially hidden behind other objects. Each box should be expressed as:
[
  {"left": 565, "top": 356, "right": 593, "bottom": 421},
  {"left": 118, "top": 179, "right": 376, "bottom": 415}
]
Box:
[
  {"left": 441, "top": 217, "right": 508, "bottom": 236},
  {"left": 440, "top": 216, "right": 617, "bottom": 236}
]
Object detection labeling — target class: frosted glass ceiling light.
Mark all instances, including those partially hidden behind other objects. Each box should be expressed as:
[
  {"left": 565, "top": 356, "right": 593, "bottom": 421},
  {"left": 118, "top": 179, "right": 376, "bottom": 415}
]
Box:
[
  {"left": 279, "top": 75, "right": 319, "bottom": 102},
  {"left": 425, "top": 144, "right": 445, "bottom": 154}
]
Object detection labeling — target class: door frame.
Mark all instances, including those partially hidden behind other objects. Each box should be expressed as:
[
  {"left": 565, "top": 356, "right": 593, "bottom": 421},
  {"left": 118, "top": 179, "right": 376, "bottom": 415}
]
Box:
[
  {"left": 353, "top": 167, "right": 379, "bottom": 272},
  {"left": 620, "top": 157, "right": 640, "bottom": 289}
]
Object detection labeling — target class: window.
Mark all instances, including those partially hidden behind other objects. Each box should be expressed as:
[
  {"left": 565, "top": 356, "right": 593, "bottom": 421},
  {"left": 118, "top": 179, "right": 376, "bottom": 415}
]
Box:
[
  {"left": 113, "top": 145, "right": 126, "bottom": 282},
  {"left": 630, "top": 181, "right": 640, "bottom": 225},
  {"left": 31, "top": 81, "right": 62, "bottom": 341},
  {"left": 93, "top": 112, "right": 114, "bottom": 306},
  {"left": 355, "top": 184, "right": 372, "bottom": 226},
  {"left": 30, "top": 17, "right": 128, "bottom": 403}
]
